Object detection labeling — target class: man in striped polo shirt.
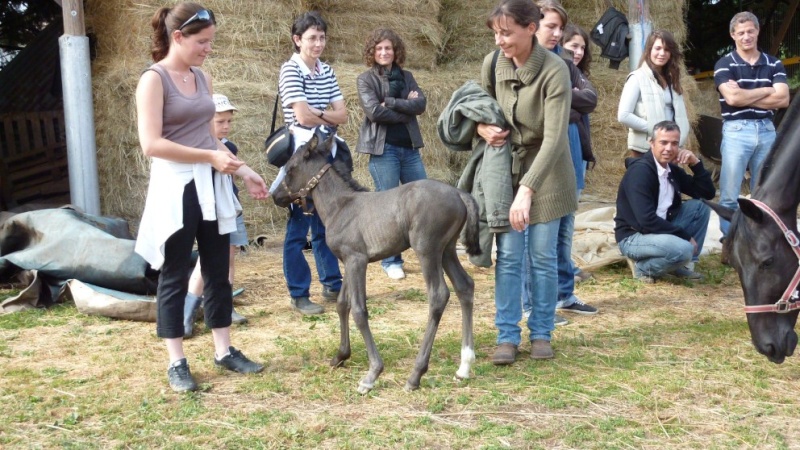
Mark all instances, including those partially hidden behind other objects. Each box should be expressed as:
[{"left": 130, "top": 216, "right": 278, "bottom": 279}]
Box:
[{"left": 714, "top": 11, "right": 789, "bottom": 239}]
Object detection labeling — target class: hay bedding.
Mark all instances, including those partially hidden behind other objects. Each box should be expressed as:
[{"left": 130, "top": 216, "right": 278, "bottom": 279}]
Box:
[{"left": 86, "top": 0, "right": 700, "bottom": 236}]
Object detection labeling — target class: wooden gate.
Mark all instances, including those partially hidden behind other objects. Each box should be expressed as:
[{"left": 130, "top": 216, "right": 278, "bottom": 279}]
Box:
[{"left": 0, "top": 110, "right": 70, "bottom": 210}]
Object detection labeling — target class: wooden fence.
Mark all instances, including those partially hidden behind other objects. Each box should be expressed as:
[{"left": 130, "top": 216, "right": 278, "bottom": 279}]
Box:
[{"left": 0, "top": 110, "right": 70, "bottom": 210}]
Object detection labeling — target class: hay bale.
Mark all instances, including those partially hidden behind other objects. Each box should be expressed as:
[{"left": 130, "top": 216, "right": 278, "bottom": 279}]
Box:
[
  {"left": 86, "top": 0, "right": 693, "bottom": 234},
  {"left": 438, "top": 0, "right": 497, "bottom": 65},
  {"left": 320, "top": 14, "right": 444, "bottom": 70}
]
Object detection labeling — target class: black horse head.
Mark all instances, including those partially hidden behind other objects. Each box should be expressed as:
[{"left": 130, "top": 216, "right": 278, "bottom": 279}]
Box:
[
  {"left": 704, "top": 92, "right": 800, "bottom": 363},
  {"left": 708, "top": 200, "right": 799, "bottom": 363}
]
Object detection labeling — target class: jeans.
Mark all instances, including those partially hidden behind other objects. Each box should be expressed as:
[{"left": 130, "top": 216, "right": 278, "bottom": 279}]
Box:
[
  {"left": 618, "top": 200, "right": 711, "bottom": 278},
  {"left": 495, "top": 218, "right": 560, "bottom": 345},
  {"left": 718, "top": 118, "right": 776, "bottom": 237},
  {"left": 368, "top": 143, "right": 427, "bottom": 269},
  {"left": 283, "top": 203, "right": 342, "bottom": 298},
  {"left": 523, "top": 191, "right": 580, "bottom": 311},
  {"left": 156, "top": 181, "right": 232, "bottom": 338}
]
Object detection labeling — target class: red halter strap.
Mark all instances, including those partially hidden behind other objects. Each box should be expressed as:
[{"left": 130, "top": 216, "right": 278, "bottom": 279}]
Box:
[{"left": 741, "top": 199, "right": 800, "bottom": 314}]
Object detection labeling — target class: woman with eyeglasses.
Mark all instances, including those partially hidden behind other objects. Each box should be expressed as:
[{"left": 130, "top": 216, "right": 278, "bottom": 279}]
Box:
[
  {"left": 355, "top": 28, "right": 427, "bottom": 281},
  {"left": 135, "top": 2, "right": 268, "bottom": 393},
  {"left": 269, "top": 11, "right": 348, "bottom": 316},
  {"left": 618, "top": 30, "right": 690, "bottom": 159}
]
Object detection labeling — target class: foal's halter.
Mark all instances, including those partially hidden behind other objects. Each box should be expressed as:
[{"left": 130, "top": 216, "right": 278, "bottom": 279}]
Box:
[
  {"left": 282, "top": 163, "right": 331, "bottom": 215},
  {"left": 741, "top": 198, "right": 800, "bottom": 314}
]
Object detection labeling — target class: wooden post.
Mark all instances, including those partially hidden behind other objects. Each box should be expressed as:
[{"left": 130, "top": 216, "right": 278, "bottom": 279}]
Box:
[
  {"left": 770, "top": 0, "right": 800, "bottom": 56},
  {"left": 59, "top": 0, "right": 101, "bottom": 214}
]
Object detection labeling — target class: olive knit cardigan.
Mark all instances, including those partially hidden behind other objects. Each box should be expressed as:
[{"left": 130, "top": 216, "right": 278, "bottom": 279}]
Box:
[{"left": 480, "top": 41, "right": 577, "bottom": 225}]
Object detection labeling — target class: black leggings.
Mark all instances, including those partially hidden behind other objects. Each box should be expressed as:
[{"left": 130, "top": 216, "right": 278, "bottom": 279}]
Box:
[{"left": 156, "top": 180, "right": 232, "bottom": 338}]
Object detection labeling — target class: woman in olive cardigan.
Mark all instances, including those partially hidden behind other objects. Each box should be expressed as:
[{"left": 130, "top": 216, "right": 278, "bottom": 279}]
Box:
[{"left": 477, "top": 0, "right": 577, "bottom": 365}]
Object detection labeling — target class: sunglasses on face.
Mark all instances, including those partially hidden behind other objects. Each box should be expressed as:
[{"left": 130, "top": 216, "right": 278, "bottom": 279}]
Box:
[{"left": 178, "top": 9, "right": 215, "bottom": 31}]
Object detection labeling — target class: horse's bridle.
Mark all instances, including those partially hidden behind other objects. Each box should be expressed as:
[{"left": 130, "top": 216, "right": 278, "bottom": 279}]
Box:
[
  {"left": 741, "top": 198, "right": 800, "bottom": 314},
  {"left": 281, "top": 163, "right": 331, "bottom": 215}
]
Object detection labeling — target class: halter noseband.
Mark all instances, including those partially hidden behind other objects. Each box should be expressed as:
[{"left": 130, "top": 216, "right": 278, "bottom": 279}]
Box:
[
  {"left": 282, "top": 163, "right": 331, "bottom": 216},
  {"left": 741, "top": 198, "right": 800, "bottom": 314}
]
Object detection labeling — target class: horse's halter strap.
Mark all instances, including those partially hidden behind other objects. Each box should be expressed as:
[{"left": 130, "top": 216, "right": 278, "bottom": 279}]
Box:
[
  {"left": 282, "top": 163, "right": 331, "bottom": 216},
  {"left": 742, "top": 198, "right": 800, "bottom": 314}
]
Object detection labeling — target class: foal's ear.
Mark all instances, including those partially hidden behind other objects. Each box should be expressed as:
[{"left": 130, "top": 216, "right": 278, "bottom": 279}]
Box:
[
  {"left": 298, "top": 133, "right": 319, "bottom": 159},
  {"left": 702, "top": 199, "right": 735, "bottom": 222},
  {"left": 738, "top": 198, "right": 765, "bottom": 223}
]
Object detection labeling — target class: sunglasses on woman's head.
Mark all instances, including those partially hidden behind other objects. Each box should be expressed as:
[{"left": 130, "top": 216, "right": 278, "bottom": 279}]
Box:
[{"left": 179, "top": 9, "right": 215, "bottom": 31}]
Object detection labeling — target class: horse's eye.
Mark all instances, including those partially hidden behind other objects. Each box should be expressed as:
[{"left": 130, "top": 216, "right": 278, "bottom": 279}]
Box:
[{"left": 759, "top": 257, "right": 775, "bottom": 270}]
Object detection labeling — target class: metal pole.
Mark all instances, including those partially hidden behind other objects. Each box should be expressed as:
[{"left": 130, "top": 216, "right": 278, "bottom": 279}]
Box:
[{"left": 60, "top": 0, "right": 100, "bottom": 214}]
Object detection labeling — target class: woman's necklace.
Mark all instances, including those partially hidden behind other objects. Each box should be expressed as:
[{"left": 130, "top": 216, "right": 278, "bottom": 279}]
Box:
[{"left": 169, "top": 68, "right": 191, "bottom": 83}]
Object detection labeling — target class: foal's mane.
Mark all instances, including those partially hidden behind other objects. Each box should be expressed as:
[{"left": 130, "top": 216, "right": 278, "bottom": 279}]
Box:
[{"left": 329, "top": 157, "right": 369, "bottom": 192}]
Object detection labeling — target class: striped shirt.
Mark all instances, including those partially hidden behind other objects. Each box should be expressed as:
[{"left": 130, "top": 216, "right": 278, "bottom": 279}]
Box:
[
  {"left": 278, "top": 53, "right": 344, "bottom": 125},
  {"left": 714, "top": 50, "right": 787, "bottom": 121}
]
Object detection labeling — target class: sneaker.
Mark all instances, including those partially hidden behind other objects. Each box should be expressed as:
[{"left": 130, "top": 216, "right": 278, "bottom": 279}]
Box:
[
  {"left": 558, "top": 296, "right": 598, "bottom": 315},
  {"left": 290, "top": 296, "right": 324, "bottom": 315},
  {"left": 491, "top": 343, "right": 518, "bottom": 365},
  {"left": 232, "top": 287, "right": 245, "bottom": 298},
  {"left": 167, "top": 358, "right": 198, "bottom": 392},
  {"left": 554, "top": 314, "right": 569, "bottom": 326},
  {"left": 231, "top": 308, "right": 248, "bottom": 325},
  {"left": 384, "top": 265, "right": 406, "bottom": 280},
  {"left": 670, "top": 267, "right": 704, "bottom": 280},
  {"left": 322, "top": 286, "right": 340, "bottom": 303},
  {"left": 214, "top": 346, "right": 264, "bottom": 374},
  {"left": 530, "top": 339, "right": 554, "bottom": 360},
  {"left": 574, "top": 269, "right": 593, "bottom": 284},
  {"left": 522, "top": 309, "right": 531, "bottom": 320}
]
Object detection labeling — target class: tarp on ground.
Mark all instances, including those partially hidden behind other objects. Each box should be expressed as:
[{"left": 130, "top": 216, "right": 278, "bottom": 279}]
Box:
[{"left": 0, "top": 207, "right": 159, "bottom": 319}]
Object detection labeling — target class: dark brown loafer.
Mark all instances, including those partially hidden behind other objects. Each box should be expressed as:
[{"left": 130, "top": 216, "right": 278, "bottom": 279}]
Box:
[{"left": 491, "top": 343, "right": 518, "bottom": 365}]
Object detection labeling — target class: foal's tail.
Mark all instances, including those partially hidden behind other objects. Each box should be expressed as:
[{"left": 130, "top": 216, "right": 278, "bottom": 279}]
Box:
[{"left": 459, "top": 191, "right": 482, "bottom": 257}]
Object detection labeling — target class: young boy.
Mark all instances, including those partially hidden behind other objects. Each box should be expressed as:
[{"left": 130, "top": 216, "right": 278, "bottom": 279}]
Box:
[{"left": 183, "top": 94, "right": 251, "bottom": 337}]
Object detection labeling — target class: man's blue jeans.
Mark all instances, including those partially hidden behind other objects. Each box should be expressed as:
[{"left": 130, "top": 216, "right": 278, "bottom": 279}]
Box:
[
  {"left": 719, "top": 118, "right": 776, "bottom": 237},
  {"left": 368, "top": 143, "right": 427, "bottom": 269},
  {"left": 283, "top": 203, "right": 342, "bottom": 298},
  {"left": 495, "top": 218, "right": 559, "bottom": 346},
  {"left": 618, "top": 200, "right": 710, "bottom": 278}
]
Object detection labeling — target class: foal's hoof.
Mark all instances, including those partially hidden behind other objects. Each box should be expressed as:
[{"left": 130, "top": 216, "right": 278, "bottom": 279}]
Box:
[
  {"left": 357, "top": 379, "right": 374, "bottom": 395},
  {"left": 404, "top": 381, "right": 420, "bottom": 392},
  {"left": 330, "top": 356, "right": 346, "bottom": 368}
]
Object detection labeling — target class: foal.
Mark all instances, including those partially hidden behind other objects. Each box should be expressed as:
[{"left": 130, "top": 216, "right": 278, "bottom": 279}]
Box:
[{"left": 273, "top": 132, "right": 481, "bottom": 393}]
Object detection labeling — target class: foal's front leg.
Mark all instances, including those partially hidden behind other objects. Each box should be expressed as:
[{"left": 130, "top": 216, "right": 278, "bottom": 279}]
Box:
[{"left": 345, "top": 257, "right": 384, "bottom": 394}]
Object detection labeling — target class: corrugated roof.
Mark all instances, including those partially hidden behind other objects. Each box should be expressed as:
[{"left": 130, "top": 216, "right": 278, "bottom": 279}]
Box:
[{"left": 0, "top": 21, "right": 63, "bottom": 114}]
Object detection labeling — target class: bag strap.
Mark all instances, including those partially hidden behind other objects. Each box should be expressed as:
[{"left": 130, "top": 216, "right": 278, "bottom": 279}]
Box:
[
  {"left": 271, "top": 65, "right": 307, "bottom": 132},
  {"left": 270, "top": 95, "right": 279, "bottom": 134},
  {"left": 490, "top": 49, "right": 500, "bottom": 91}
]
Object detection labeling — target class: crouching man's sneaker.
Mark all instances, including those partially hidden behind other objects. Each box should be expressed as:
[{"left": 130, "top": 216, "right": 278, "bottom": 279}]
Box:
[
  {"left": 214, "top": 347, "right": 264, "bottom": 374},
  {"left": 168, "top": 358, "right": 198, "bottom": 392},
  {"left": 670, "top": 266, "right": 704, "bottom": 280}
]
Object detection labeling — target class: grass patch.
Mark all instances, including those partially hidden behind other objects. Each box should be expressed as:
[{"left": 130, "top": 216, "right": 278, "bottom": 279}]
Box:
[{"left": 0, "top": 251, "right": 797, "bottom": 448}]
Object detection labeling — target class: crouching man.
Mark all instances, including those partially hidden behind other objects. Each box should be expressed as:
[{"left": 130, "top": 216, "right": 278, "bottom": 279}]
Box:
[{"left": 614, "top": 120, "right": 716, "bottom": 282}]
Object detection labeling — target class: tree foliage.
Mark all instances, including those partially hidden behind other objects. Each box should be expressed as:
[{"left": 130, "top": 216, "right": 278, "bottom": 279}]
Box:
[{"left": 0, "top": 1, "right": 61, "bottom": 67}]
